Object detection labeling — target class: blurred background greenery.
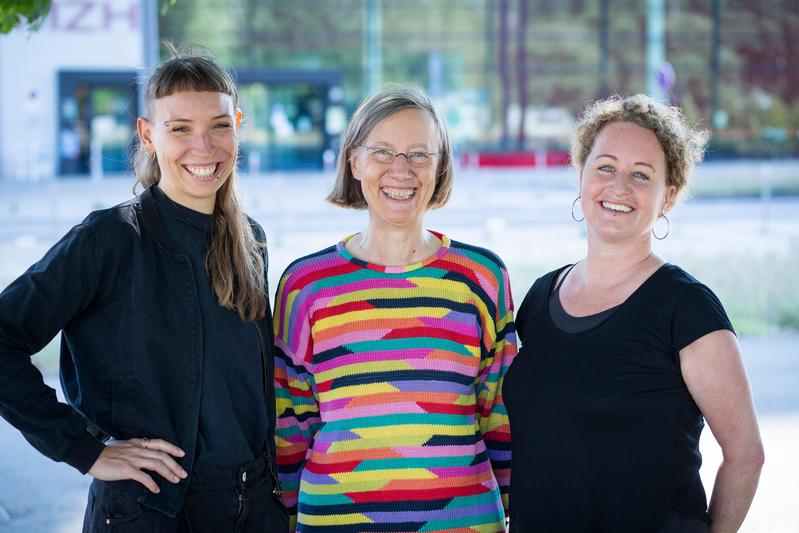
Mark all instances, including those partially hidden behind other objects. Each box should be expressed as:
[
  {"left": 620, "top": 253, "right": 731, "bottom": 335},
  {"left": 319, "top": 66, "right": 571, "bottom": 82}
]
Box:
[{"left": 158, "top": 0, "right": 799, "bottom": 158}]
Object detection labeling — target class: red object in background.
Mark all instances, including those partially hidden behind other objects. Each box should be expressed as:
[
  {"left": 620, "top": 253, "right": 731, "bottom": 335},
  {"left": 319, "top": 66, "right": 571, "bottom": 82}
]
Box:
[{"left": 459, "top": 151, "right": 571, "bottom": 168}]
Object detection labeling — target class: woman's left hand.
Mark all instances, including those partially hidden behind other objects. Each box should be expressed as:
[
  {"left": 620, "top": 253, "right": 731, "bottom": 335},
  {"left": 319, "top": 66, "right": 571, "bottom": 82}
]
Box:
[{"left": 87, "top": 437, "right": 188, "bottom": 494}]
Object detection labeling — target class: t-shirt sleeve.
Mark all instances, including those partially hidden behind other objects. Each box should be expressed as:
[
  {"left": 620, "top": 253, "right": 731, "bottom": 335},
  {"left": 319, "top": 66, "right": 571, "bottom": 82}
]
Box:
[{"left": 671, "top": 281, "right": 735, "bottom": 352}]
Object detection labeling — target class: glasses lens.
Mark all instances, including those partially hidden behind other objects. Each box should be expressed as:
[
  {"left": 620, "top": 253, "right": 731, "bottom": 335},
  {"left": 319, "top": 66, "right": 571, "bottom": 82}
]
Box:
[
  {"left": 369, "top": 148, "right": 395, "bottom": 164},
  {"left": 408, "top": 152, "right": 432, "bottom": 166}
]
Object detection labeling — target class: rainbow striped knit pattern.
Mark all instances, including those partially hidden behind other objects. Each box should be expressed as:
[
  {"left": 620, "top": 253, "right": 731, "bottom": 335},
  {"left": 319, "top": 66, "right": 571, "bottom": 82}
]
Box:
[{"left": 273, "top": 232, "right": 516, "bottom": 533}]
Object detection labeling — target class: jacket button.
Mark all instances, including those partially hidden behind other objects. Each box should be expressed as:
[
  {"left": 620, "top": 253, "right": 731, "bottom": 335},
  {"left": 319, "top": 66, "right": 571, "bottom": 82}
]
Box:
[{"left": 242, "top": 472, "right": 247, "bottom": 483}]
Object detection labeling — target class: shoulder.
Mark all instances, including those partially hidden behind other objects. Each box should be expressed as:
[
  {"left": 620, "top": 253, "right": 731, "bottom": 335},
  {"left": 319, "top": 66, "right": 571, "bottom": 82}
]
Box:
[
  {"left": 527, "top": 265, "right": 570, "bottom": 299},
  {"left": 246, "top": 215, "right": 266, "bottom": 243},
  {"left": 77, "top": 196, "right": 142, "bottom": 244},
  {"left": 277, "top": 244, "right": 343, "bottom": 288},
  {"left": 652, "top": 264, "right": 721, "bottom": 303},
  {"left": 518, "top": 265, "right": 570, "bottom": 313},
  {"left": 655, "top": 264, "right": 735, "bottom": 347},
  {"left": 447, "top": 238, "right": 509, "bottom": 273}
]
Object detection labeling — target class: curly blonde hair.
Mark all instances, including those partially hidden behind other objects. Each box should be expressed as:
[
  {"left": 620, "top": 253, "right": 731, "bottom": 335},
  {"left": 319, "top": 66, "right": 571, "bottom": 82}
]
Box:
[{"left": 570, "top": 94, "right": 709, "bottom": 205}]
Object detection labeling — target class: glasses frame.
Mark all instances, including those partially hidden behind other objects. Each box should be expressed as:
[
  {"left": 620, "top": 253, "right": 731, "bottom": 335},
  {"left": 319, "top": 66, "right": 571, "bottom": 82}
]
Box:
[{"left": 355, "top": 145, "right": 441, "bottom": 167}]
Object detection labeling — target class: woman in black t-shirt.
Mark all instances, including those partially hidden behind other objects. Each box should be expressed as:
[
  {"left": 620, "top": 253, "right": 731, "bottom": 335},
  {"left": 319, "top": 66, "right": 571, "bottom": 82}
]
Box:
[{"left": 504, "top": 95, "right": 763, "bottom": 533}]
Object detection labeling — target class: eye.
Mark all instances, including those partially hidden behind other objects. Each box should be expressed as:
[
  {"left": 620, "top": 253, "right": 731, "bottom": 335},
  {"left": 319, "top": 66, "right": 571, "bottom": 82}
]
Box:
[
  {"left": 408, "top": 152, "right": 431, "bottom": 164},
  {"left": 633, "top": 171, "right": 650, "bottom": 181},
  {"left": 598, "top": 164, "right": 615, "bottom": 173},
  {"left": 170, "top": 126, "right": 189, "bottom": 133},
  {"left": 214, "top": 122, "right": 232, "bottom": 129},
  {"left": 372, "top": 148, "right": 394, "bottom": 157}
]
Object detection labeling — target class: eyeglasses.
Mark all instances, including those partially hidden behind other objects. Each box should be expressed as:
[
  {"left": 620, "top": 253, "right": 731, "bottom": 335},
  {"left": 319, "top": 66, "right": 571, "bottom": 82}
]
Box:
[{"left": 356, "top": 145, "right": 440, "bottom": 167}]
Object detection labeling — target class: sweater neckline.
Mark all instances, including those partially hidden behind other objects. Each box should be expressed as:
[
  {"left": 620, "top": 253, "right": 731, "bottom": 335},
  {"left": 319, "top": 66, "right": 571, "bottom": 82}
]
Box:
[{"left": 336, "top": 230, "right": 451, "bottom": 273}]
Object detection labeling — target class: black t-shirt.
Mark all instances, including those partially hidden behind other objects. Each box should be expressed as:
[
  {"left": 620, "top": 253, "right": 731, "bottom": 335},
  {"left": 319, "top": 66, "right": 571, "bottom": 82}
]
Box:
[
  {"left": 504, "top": 263, "right": 734, "bottom": 533},
  {"left": 153, "top": 186, "right": 268, "bottom": 467}
]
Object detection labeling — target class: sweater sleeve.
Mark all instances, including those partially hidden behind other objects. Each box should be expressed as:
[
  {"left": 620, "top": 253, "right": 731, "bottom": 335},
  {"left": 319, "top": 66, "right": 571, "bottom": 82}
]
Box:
[
  {"left": 0, "top": 222, "right": 106, "bottom": 473},
  {"left": 475, "top": 262, "right": 517, "bottom": 514},
  {"left": 272, "top": 268, "right": 322, "bottom": 527}
]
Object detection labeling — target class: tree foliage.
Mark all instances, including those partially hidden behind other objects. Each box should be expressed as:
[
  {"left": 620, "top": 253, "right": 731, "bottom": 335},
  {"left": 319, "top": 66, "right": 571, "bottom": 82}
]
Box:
[{"left": 0, "top": 0, "right": 51, "bottom": 34}]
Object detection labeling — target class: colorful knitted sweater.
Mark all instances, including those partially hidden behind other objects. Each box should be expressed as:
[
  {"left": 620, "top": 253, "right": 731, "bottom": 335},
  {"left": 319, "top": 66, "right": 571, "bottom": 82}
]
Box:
[{"left": 273, "top": 232, "right": 516, "bottom": 532}]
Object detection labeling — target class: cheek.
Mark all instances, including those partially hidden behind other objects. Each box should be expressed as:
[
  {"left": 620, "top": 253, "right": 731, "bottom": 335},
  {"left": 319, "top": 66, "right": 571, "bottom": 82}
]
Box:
[{"left": 216, "top": 132, "right": 238, "bottom": 153}]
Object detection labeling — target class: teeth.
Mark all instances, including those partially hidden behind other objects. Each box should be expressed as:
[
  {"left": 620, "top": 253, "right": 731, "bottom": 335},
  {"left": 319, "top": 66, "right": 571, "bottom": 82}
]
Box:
[
  {"left": 602, "top": 201, "right": 632, "bottom": 213},
  {"left": 186, "top": 164, "right": 216, "bottom": 178},
  {"left": 382, "top": 187, "right": 415, "bottom": 200}
]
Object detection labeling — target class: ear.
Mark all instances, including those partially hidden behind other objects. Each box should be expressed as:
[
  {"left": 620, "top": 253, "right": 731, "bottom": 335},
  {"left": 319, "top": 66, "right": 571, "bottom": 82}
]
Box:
[
  {"left": 578, "top": 168, "right": 584, "bottom": 197},
  {"left": 235, "top": 108, "right": 243, "bottom": 129},
  {"left": 137, "top": 117, "right": 154, "bottom": 155},
  {"left": 349, "top": 148, "right": 362, "bottom": 182},
  {"left": 662, "top": 184, "right": 677, "bottom": 214}
]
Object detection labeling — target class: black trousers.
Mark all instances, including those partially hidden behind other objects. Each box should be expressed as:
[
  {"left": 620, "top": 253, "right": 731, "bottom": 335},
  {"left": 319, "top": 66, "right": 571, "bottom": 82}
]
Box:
[{"left": 82, "top": 453, "right": 289, "bottom": 532}]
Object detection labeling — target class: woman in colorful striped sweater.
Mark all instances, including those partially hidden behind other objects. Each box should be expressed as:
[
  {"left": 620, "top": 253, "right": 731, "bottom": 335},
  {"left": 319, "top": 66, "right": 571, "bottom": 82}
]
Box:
[{"left": 272, "top": 86, "right": 517, "bottom": 532}]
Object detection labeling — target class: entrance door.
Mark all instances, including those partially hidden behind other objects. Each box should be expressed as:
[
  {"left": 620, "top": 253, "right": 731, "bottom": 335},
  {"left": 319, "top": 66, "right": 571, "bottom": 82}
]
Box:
[
  {"left": 58, "top": 71, "right": 138, "bottom": 176},
  {"left": 236, "top": 70, "right": 342, "bottom": 172}
]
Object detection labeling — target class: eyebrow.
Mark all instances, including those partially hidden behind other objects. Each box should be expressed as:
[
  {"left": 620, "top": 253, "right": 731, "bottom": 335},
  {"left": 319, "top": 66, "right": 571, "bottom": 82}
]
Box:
[
  {"left": 165, "top": 114, "right": 232, "bottom": 123},
  {"left": 368, "top": 141, "right": 435, "bottom": 150},
  {"left": 595, "top": 153, "right": 656, "bottom": 171}
]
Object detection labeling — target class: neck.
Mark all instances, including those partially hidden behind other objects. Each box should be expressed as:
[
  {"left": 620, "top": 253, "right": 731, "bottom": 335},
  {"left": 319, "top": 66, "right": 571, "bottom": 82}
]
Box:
[
  {"left": 159, "top": 183, "right": 216, "bottom": 214},
  {"left": 352, "top": 221, "right": 437, "bottom": 266},
  {"left": 581, "top": 232, "right": 660, "bottom": 286}
]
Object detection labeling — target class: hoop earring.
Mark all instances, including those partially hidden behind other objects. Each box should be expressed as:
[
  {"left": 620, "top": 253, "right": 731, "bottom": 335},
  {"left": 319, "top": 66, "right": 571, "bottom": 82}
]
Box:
[
  {"left": 652, "top": 214, "right": 669, "bottom": 240},
  {"left": 571, "top": 195, "right": 585, "bottom": 222}
]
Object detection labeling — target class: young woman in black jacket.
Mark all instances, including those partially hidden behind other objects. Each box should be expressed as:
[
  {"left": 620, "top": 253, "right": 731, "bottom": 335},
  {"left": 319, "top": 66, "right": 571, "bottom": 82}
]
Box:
[{"left": 0, "top": 49, "right": 288, "bottom": 532}]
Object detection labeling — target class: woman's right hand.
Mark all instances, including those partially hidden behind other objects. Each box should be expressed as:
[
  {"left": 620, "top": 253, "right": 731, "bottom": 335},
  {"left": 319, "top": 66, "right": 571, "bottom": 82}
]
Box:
[{"left": 88, "top": 438, "right": 188, "bottom": 493}]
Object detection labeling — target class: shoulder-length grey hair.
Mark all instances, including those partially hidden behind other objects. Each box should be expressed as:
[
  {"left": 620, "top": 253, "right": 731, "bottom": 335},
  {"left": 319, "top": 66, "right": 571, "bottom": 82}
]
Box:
[{"left": 327, "top": 85, "right": 454, "bottom": 209}]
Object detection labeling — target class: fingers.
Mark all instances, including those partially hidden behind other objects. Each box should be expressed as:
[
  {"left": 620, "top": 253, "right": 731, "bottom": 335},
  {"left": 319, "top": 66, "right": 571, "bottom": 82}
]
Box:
[
  {"left": 132, "top": 451, "right": 187, "bottom": 483},
  {"left": 128, "top": 467, "right": 160, "bottom": 494},
  {"left": 89, "top": 437, "right": 189, "bottom": 494},
  {"left": 133, "top": 438, "right": 188, "bottom": 481},
  {"left": 135, "top": 438, "right": 186, "bottom": 459}
]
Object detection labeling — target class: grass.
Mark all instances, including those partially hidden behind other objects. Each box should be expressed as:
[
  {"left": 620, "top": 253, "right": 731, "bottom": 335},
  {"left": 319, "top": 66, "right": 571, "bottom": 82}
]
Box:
[
  {"left": 508, "top": 248, "right": 799, "bottom": 338},
  {"left": 2, "top": 192, "right": 798, "bottom": 374},
  {"left": 677, "top": 248, "right": 799, "bottom": 335}
]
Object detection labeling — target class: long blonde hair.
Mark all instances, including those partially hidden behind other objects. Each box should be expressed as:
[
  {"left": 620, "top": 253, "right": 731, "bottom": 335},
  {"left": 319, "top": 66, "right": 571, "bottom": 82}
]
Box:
[{"left": 133, "top": 47, "right": 266, "bottom": 321}]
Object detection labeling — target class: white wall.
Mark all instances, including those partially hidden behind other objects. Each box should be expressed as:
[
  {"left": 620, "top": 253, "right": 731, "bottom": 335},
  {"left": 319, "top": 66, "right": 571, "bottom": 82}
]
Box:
[{"left": 0, "top": 0, "right": 144, "bottom": 179}]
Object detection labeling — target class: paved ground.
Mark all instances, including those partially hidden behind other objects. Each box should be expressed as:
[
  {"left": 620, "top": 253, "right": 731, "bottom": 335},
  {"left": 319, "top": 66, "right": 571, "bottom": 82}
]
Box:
[{"left": 0, "top": 163, "right": 797, "bottom": 531}]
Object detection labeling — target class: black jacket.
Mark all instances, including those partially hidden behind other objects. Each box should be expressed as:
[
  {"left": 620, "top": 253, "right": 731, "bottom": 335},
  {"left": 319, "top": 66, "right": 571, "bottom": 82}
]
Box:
[{"left": 0, "top": 187, "right": 278, "bottom": 517}]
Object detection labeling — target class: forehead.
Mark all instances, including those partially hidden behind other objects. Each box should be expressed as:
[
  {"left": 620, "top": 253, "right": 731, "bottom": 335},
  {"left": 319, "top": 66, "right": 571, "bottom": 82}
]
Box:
[
  {"left": 150, "top": 90, "right": 235, "bottom": 119},
  {"left": 365, "top": 108, "right": 438, "bottom": 145},
  {"left": 591, "top": 121, "right": 665, "bottom": 165}
]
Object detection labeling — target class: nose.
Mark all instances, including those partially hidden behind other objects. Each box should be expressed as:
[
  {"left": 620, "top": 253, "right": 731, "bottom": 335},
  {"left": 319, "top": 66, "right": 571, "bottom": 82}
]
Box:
[
  {"left": 387, "top": 153, "right": 412, "bottom": 177},
  {"left": 612, "top": 174, "right": 634, "bottom": 195},
  {"left": 191, "top": 131, "right": 215, "bottom": 156}
]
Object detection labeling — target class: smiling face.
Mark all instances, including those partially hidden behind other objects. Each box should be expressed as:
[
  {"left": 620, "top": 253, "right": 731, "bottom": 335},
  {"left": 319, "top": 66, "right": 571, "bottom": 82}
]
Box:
[
  {"left": 349, "top": 108, "right": 439, "bottom": 229},
  {"left": 137, "top": 90, "right": 242, "bottom": 213},
  {"left": 579, "top": 121, "right": 676, "bottom": 245}
]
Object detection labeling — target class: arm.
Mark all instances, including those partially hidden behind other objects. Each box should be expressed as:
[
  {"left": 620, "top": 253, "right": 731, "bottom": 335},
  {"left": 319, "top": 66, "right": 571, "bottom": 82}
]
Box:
[
  {"left": 273, "top": 273, "right": 321, "bottom": 530},
  {"left": 476, "top": 265, "right": 517, "bottom": 513},
  {"left": 0, "top": 221, "right": 188, "bottom": 492},
  {"left": 0, "top": 223, "right": 105, "bottom": 469},
  {"left": 680, "top": 330, "right": 764, "bottom": 533}
]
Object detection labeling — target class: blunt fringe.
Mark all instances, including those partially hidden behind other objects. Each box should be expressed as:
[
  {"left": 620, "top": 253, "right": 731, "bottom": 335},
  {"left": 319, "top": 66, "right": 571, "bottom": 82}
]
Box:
[
  {"left": 570, "top": 94, "right": 709, "bottom": 206},
  {"left": 133, "top": 43, "right": 266, "bottom": 321},
  {"left": 327, "top": 84, "right": 454, "bottom": 210}
]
